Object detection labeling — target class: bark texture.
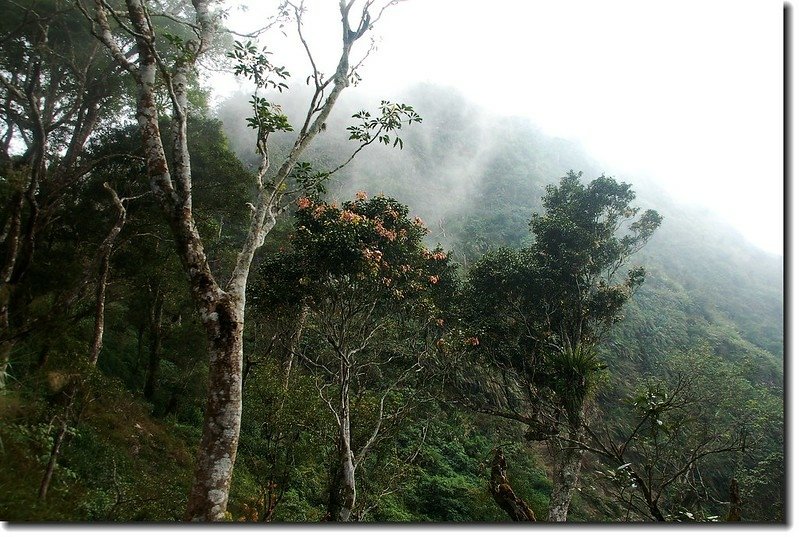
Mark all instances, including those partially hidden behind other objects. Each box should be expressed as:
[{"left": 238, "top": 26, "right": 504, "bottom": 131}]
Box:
[
  {"left": 337, "top": 364, "right": 357, "bottom": 521},
  {"left": 489, "top": 448, "right": 536, "bottom": 521},
  {"left": 143, "top": 286, "right": 164, "bottom": 401},
  {"left": 184, "top": 298, "right": 244, "bottom": 521},
  {"left": 727, "top": 477, "right": 742, "bottom": 522},
  {"left": 547, "top": 430, "right": 584, "bottom": 522}
]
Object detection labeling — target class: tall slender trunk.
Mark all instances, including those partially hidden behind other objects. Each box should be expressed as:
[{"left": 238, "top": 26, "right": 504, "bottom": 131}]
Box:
[
  {"left": 547, "top": 429, "right": 584, "bottom": 522},
  {"left": 143, "top": 289, "right": 164, "bottom": 401},
  {"left": 85, "top": 0, "right": 377, "bottom": 520},
  {"left": 36, "top": 184, "right": 124, "bottom": 501},
  {"left": 283, "top": 302, "right": 308, "bottom": 388},
  {"left": 88, "top": 183, "right": 126, "bottom": 367},
  {"left": 87, "top": 252, "right": 110, "bottom": 366},
  {"left": 0, "top": 192, "right": 24, "bottom": 388},
  {"left": 38, "top": 416, "right": 69, "bottom": 501},
  {"left": 335, "top": 362, "right": 357, "bottom": 522}
]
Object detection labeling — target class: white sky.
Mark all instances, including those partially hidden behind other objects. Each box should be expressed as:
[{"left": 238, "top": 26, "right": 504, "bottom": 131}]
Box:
[{"left": 222, "top": 0, "right": 785, "bottom": 255}]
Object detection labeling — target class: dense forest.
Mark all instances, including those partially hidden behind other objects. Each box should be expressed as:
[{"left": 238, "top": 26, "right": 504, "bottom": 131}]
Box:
[{"left": 0, "top": 0, "right": 783, "bottom": 523}]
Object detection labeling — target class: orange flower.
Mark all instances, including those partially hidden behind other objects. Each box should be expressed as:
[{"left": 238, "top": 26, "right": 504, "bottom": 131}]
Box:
[
  {"left": 297, "top": 197, "right": 312, "bottom": 209},
  {"left": 362, "top": 248, "right": 383, "bottom": 264},
  {"left": 374, "top": 221, "right": 397, "bottom": 241},
  {"left": 465, "top": 336, "right": 480, "bottom": 346},
  {"left": 428, "top": 275, "right": 440, "bottom": 285},
  {"left": 340, "top": 210, "right": 361, "bottom": 223},
  {"left": 355, "top": 190, "right": 368, "bottom": 200}
]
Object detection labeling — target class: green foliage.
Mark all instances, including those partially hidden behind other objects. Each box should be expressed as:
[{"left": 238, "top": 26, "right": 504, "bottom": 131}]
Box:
[
  {"left": 0, "top": 47, "right": 783, "bottom": 525},
  {"left": 348, "top": 101, "right": 423, "bottom": 150},
  {"left": 0, "top": 372, "right": 194, "bottom": 521},
  {"left": 228, "top": 40, "right": 290, "bottom": 91},
  {"left": 247, "top": 97, "right": 293, "bottom": 135}
]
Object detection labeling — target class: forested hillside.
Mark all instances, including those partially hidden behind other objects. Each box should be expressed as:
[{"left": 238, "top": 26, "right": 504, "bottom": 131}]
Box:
[{"left": 0, "top": 0, "right": 783, "bottom": 523}]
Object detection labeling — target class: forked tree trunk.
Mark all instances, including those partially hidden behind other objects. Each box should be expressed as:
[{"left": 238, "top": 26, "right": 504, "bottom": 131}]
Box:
[
  {"left": 547, "top": 430, "right": 584, "bottom": 522},
  {"left": 87, "top": 0, "right": 376, "bottom": 521}
]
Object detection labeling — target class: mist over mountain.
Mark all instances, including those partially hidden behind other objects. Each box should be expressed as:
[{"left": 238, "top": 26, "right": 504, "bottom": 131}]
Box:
[
  {"left": 217, "top": 82, "right": 783, "bottom": 374},
  {"left": 1, "top": 1, "right": 783, "bottom": 523}
]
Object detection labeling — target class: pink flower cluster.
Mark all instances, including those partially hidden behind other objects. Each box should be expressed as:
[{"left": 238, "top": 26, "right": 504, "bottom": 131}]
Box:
[
  {"left": 362, "top": 248, "right": 383, "bottom": 264},
  {"left": 374, "top": 221, "right": 397, "bottom": 241},
  {"left": 340, "top": 210, "right": 361, "bottom": 224},
  {"left": 423, "top": 249, "right": 447, "bottom": 261},
  {"left": 297, "top": 197, "right": 312, "bottom": 209}
]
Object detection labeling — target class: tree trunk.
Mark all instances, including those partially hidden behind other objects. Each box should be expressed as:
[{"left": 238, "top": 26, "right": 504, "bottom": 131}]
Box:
[
  {"left": 337, "top": 365, "right": 357, "bottom": 522},
  {"left": 88, "top": 183, "right": 127, "bottom": 367},
  {"left": 0, "top": 191, "right": 24, "bottom": 389},
  {"left": 85, "top": 0, "right": 377, "bottom": 521},
  {"left": 489, "top": 448, "right": 536, "bottom": 521},
  {"left": 38, "top": 417, "right": 69, "bottom": 501},
  {"left": 143, "top": 289, "right": 164, "bottom": 401},
  {"left": 727, "top": 477, "right": 742, "bottom": 522},
  {"left": 183, "top": 298, "right": 244, "bottom": 521},
  {"left": 87, "top": 252, "right": 110, "bottom": 366},
  {"left": 283, "top": 302, "right": 308, "bottom": 389},
  {"left": 547, "top": 431, "right": 584, "bottom": 522},
  {"left": 338, "top": 433, "right": 357, "bottom": 522}
]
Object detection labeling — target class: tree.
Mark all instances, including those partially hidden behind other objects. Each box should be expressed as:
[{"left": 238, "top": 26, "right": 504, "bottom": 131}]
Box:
[
  {"left": 584, "top": 352, "right": 751, "bottom": 521},
  {"left": 79, "top": 0, "right": 416, "bottom": 520},
  {"left": 0, "top": 0, "right": 126, "bottom": 387},
  {"left": 255, "top": 194, "right": 453, "bottom": 520},
  {"left": 452, "top": 171, "right": 662, "bottom": 521}
]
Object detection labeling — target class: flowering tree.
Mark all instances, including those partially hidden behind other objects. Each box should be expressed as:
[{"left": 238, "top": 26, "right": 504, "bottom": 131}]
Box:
[{"left": 255, "top": 193, "right": 455, "bottom": 521}]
